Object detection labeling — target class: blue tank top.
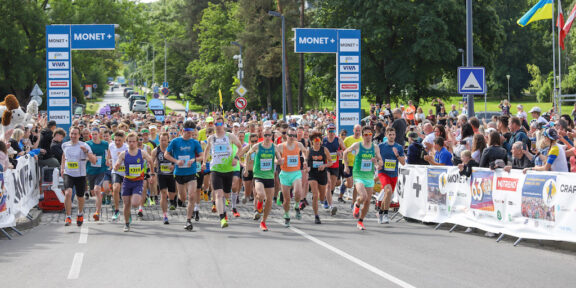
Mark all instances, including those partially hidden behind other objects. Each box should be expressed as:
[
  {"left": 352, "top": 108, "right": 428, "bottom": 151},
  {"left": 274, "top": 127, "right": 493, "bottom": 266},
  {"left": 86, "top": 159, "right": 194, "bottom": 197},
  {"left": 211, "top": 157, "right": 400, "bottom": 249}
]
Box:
[
  {"left": 124, "top": 149, "right": 144, "bottom": 181},
  {"left": 322, "top": 136, "right": 340, "bottom": 168}
]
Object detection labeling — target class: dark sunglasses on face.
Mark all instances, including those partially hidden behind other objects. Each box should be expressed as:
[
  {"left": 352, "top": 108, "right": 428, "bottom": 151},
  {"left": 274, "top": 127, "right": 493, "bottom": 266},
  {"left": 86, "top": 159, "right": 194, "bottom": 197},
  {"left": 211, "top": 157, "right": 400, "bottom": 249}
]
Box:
[
  {"left": 215, "top": 122, "right": 224, "bottom": 127},
  {"left": 263, "top": 134, "right": 272, "bottom": 137},
  {"left": 288, "top": 134, "right": 297, "bottom": 138}
]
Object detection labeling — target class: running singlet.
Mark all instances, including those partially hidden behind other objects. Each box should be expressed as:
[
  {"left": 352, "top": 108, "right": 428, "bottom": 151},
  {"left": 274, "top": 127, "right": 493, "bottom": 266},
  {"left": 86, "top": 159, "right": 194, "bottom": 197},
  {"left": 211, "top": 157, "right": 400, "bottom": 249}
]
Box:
[
  {"left": 253, "top": 143, "right": 275, "bottom": 179},
  {"left": 233, "top": 145, "right": 241, "bottom": 172},
  {"left": 166, "top": 137, "right": 203, "bottom": 176},
  {"left": 109, "top": 143, "right": 128, "bottom": 176},
  {"left": 352, "top": 143, "right": 376, "bottom": 180},
  {"left": 62, "top": 141, "right": 92, "bottom": 177},
  {"left": 86, "top": 140, "right": 108, "bottom": 175},
  {"left": 547, "top": 144, "right": 569, "bottom": 172},
  {"left": 280, "top": 142, "right": 300, "bottom": 172},
  {"left": 377, "top": 142, "right": 405, "bottom": 178},
  {"left": 308, "top": 147, "right": 327, "bottom": 174},
  {"left": 124, "top": 149, "right": 145, "bottom": 181},
  {"left": 344, "top": 136, "right": 362, "bottom": 167},
  {"left": 322, "top": 136, "right": 340, "bottom": 168},
  {"left": 210, "top": 133, "right": 235, "bottom": 173},
  {"left": 155, "top": 146, "right": 174, "bottom": 175}
]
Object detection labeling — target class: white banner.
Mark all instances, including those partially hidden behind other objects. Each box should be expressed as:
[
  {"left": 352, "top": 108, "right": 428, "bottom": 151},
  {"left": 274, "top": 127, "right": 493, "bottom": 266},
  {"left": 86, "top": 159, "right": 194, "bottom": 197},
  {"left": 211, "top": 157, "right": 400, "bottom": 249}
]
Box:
[
  {"left": 0, "top": 171, "right": 15, "bottom": 228},
  {"left": 4, "top": 156, "right": 40, "bottom": 219},
  {"left": 397, "top": 165, "right": 576, "bottom": 243}
]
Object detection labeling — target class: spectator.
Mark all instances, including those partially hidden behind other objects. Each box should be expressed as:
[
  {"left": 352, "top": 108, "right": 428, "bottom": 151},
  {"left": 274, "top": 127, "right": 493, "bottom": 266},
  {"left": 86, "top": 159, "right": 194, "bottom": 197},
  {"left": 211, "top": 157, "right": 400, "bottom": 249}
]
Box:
[
  {"left": 529, "top": 106, "right": 548, "bottom": 125},
  {"left": 437, "top": 106, "right": 448, "bottom": 126},
  {"left": 498, "top": 100, "right": 511, "bottom": 116},
  {"left": 453, "top": 123, "right": 474, "bottom": 159},
  {"left": 0, "top": 141, "right": 12, "bottom": 171},
  {"left": 448, "top": 104, "right": 459, "bottom": 124},
  {"left": 572, "top": 103, "right": 576, "bottom": 121},
  {"left": 431, "top": 98, "right": 444, "bottom": 115},
  {"left": 424, "top": 137, "right": 453, "bottom": 166},
  {"left": 471, "top": 134, "right": 487, "bottom": 163},
  {"left": 407, "top": 132, "right": 427, "bottom": 165},
  {"left": 421, "top": 122, "right": 435, "bottom": 152},
  {"left": 497, "top": 116, "right": 511, "bottom": 152},
  {"left": 426, "top": 109, "right": 436, "bottom": 125},
  {"left": 391, "top": 108, "right": 407, "bottom": 147},
  {"left": 525, "top": 128, "right": 568, "bottom": 173},
  {"left": 469, "top": 117, "right": 480, "bottom": 134},
  {"left": 39, "top": 120, "right": 57, "bottom": 156},
  {"left": 517, "top": 104, "right": 528, "bottom": 123},
  {"left": 51, "top": 128, "right": 66, "bottom": 165},
  {"left": 405, "top": 100, "right": 416, "bottom": 125},
  {"left": 415, "top": 107, "right": 426, "bottom": 124},
  {"left": 458, "top": 150, "right": 478, "bottom": 177},
  {"left": 479, "top": 130, "right": 508, "bottom": 168},
  {"left": 504, "top": 141, "right": 534, "bottom": 172},
  {"left": 506, "top": 116, "right": 531, "bottom": 158}
]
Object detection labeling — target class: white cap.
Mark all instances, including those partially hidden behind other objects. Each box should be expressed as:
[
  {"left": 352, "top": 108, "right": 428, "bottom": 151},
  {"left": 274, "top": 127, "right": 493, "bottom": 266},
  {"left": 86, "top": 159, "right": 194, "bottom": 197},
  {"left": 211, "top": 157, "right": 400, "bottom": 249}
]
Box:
[
  {"left": 263, "top": 120, "right": 273, "bottom": 128},
  {"left": 233, "top": 122, "right": 240, "bottom": 127},
  {"left": 149, "top": 125, "right": 157, "bottom": 130},
  {"left": 529, "top": 106, "right": 541, "bottom": 113}
]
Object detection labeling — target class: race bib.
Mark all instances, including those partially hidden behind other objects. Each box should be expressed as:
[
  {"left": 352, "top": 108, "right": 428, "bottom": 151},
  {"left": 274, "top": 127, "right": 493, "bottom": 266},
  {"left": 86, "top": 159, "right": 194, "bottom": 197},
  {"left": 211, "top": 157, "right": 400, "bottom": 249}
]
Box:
[
  {"left": 196, "top": 162, "right": 202, "bottom": 170},
  {"left": 67, "top": 161, "right": 79, "bottom": 171},
  {"left": 361, "top": 159, "right": 373, "bottom": 172},
  {"left": 178, "top": 155, "right": 190, "bottom": 168},
  {"left": 117, "top": 165, "right": 125, "bottom": 172},
  {"left": 330, "top": 152, "right": 337, "bottom": 162},
  {"left": 287, "top": 155, "right": 299, "bottom": 168},
  {"left": 160, "top": 163, "right": 173, "bottom": 173},
  {"left": 129, "top": 164, "right": 142, "bottom": 177},
  {"left": 214, "top": 144, "right": 228, "bottom": 153},
  {"left": 92, "top": 156, "right": 102, "bottom": 168},
  {"left": 260, "top": 158, "right": 273, "bottom": 171},
  {"left": 312, "top": 161, "right": 324, "bottom": 169},
  {"left": 250, "top": 153, "right": 256, "bottom": 161},
  {"left": 384, "top": 159, "right": 396, "bottom": 171}
]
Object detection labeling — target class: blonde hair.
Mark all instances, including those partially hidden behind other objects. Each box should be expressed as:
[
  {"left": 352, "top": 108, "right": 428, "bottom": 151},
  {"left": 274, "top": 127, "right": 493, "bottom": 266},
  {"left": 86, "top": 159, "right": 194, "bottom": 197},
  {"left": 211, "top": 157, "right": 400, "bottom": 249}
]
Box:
[
  {"left": 12, "top": 128, "right": 24, "bottom": 141},
  {"left": 461, "top": 150, "right": 472, "bottom": 159}
]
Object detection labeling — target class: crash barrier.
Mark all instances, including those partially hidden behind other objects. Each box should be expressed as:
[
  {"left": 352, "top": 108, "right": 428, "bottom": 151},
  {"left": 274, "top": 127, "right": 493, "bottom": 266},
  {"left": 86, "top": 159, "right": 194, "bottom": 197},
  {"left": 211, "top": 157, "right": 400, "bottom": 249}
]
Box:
[
  {"left": 0, "top": 155, "right": 40, "bottom": 239},
  {"left": 395, "top": 165, "right": 576, "bottom": 244}
]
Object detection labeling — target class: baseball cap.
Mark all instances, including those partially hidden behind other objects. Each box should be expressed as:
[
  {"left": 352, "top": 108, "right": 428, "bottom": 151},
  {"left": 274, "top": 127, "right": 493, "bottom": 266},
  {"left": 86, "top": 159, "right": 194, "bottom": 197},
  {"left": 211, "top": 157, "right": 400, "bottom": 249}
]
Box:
[
  {"left": 529, "top": 106, "right": 542, "bottom": 113},
  {"left": 149, "top": 125, "right": 157, "bottom": 130},
  {"left": 141, "top": 129, "right": 150, "bottom": 134},
  {"left": 233, "top": 122, "right": 240, "bottom": 127},
  {"left": 327, "top": 124, "right": 336, "bottom": 130},
  {"left": 543, "top": 128, "right": 559, "bottom": 141}
]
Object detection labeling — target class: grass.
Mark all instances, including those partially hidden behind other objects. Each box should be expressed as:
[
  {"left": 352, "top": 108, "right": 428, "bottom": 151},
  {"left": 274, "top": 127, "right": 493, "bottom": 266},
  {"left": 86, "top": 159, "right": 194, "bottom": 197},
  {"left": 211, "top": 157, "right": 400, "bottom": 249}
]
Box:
[{"left": 85, "top": 102, "right": 99, "bottom": 115}]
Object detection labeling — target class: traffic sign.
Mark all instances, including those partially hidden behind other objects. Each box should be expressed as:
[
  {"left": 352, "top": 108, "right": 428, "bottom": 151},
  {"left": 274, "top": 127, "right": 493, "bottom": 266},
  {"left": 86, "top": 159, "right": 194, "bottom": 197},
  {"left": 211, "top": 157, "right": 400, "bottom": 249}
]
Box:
[
  {"left": 153, "top": 93, "right": 159, "bottom": 99},
  {"left": 30, "top": 84, "right": 43, "bottom": 97},
  {"left": 93, "top": 83, "right": 97, "bottom": 89},
  {"left": 458, "top": 67, "right": 486, "bottom": 94},
  {"left": 235, "top": 97, "right": 247, "bottom": 110},
  {"left": 153, "top": 86, "right": 159, "bottom": 93},
  {"left": 161, "top": 87, "right": 170, "bottom": 96},
  {"left": 294, "top": 29, "right": 338, "bottom": 53},
  {"left": 83, "top": 90, "right": 90, "bottom": 96},
  {"left": 235, "top": 85, "right": 248, "bottom": 97},
  {"left": 163, "top": 82, "right": 169, "bottom": 88}
]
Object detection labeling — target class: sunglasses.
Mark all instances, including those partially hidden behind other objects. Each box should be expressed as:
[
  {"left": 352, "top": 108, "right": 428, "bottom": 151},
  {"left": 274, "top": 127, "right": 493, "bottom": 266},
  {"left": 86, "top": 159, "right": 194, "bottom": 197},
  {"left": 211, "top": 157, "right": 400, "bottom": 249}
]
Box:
[
  {"left": 288, "top": 134, "right": 297, "bottom": 138},
  {"left": 263, "top": 134, "right": 272, "bottom": 137},
  {"left": 328, "top": 130, "right": 335, "bottom": 133},
  {"left": 363, "top": 133, "right": 373, "bottom": 137},
  {"left": 215, "top": 122, "right": 224, "bottom": 127},
  {"left": 138, "top": 138, "right": 144, "bottom": 142},
  {"left": 313, "top": 138, "right": 322, "bottom": 142}
]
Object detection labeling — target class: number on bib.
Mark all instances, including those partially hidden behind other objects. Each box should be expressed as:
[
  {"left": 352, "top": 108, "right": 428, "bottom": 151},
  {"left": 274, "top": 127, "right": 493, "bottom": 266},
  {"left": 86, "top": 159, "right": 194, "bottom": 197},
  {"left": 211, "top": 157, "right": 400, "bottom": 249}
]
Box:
[
  {"left": 287, "top": 155, "right": 299, "bottom": 168},
  {"left": 92, "top": 156, "right": 102, "bottom": 168},
  {"left": 260, "top": 158, "right": 273, "bottom": 171},
  {"left": 129, "top": 164, "right": 142, "bottom": 177},
  {"left": 117, "top": 165, "right": 125, "bottom": 172},
  {"left": 330, "top": 152, "right": 337, "bottom": 162},
  {"left": 360, "top": 159, "right": 373, "bottom": 171},
  {"left": 178, "top": 155, "right": 190, "bottom": 168},
  {"left": 312, "top": 161, "right": 323, "bottom": 169},
  {"left": 384, "top": 159, "right": 396, "bottom": 171},
  {"left": 67, "top": 161, "right": 79, "bottom": 170},
  {"left": 160, "top": 163, "right": 173, "bottom": 173}
]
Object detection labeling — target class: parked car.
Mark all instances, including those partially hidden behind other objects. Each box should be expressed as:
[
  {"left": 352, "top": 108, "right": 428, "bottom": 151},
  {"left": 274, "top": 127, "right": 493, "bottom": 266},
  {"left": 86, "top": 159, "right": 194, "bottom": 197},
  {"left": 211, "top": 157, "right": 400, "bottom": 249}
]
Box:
[
  {"left": 128, "top": 94, "right": 146, "bottom": 111},
  {"left": 109, "top": 103, "right": 121, "bottom": 114},
  {"left": 131, "top": 100, "right": 148, "bottom": 113},
  {"left": 475, "top": 111, "right": 502, "bottom": 123},
  {"left": 73, "top": 104, "right": 85, "bottom": 116},
  {"left": 123, "top": 87, "right": 134, "bottom": 98}
]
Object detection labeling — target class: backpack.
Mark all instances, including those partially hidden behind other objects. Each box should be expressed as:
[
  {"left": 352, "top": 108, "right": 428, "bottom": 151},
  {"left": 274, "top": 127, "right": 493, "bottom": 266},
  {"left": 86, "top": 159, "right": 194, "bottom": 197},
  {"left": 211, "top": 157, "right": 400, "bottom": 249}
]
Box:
[{"left": 410, "top": 142, "right": 428, "bottom": 165}]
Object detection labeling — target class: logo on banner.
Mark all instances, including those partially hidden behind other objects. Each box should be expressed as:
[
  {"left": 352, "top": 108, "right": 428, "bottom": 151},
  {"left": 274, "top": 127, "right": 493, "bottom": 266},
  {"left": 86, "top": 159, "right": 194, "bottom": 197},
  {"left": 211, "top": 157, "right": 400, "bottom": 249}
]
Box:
[
  {"left": 340, "top": 92, "right": 359, "bottom": 100},
  {"left": 49, "top": 80, "right": 69, "bottom": 88},
  {"left": 47, "top": 34, "right": 69, "bottom": 48},
  {"left": 521, "top": 174, "right": 556, "bottom": 222},
  {"left": 48, "top": 52, "right": 69, "bottom": 60},
  {"left": 49, "top": 89, "right": 69, "bottom": 98},
  {"left": 340, "top": 74, "right": 359, "bottom": 82},
  {"left": 339, "top": 113, "right": 359, "bottom": 126},
  {"left": 496, "top": 177, "right": 519, "bottom": 192},
  {"left": 339, "top": 55, "right": 359, "bottom": 63},
  {"left": 340, "top": 38, "right": 359, "bottom": 52},
  {"left": 469, "top": 170, "right": 495, "bottom": 211},
  {"left": 48, "top": 70, "right": 70, "bottom": 79},
  {"left": 49, "top": 110, "right": 71, "bottom": 124},
  {"left": 427, "top": 168, "right": 448, "bottom": 205},
  {"left": 339, "top": 65, "right": 359, "bottom": 72},
  {"left": 339, "top": 101, "right": 359, "bottom": 109},
  {"left": 49, "top": 98, "right": 70, "bottom": 107},
  {"left": 48, "top": 61, "right": 69, "bottom": 69},
  {"left": 340, "top": 83, "right": 358, "bottom": 90}
]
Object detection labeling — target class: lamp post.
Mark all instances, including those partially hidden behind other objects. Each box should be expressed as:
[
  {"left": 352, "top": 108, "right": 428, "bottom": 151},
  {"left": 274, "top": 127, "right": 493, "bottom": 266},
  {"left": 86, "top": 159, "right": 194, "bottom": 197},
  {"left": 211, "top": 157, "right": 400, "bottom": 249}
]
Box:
[
  {"left": 160, "top": 34, "right": 168, "bottom": 110},
  {"left": 506, "top": 74, "right": 510, "bottom": 103},
  {"left": 231, "top": 41, "right": 243, "bottom": 86},
  {"left": 457, "top": 48, "right": 465, "bottom": 67},
  {"left": 268, "top": 10, "right": 286, "bottom": 121}
]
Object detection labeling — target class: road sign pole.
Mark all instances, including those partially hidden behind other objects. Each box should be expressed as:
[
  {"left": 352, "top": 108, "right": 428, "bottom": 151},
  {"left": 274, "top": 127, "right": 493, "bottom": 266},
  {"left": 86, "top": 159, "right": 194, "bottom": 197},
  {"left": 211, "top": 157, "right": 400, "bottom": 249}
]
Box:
[{"left": 466, "top": 0, "right": 474, "bottom": 116}]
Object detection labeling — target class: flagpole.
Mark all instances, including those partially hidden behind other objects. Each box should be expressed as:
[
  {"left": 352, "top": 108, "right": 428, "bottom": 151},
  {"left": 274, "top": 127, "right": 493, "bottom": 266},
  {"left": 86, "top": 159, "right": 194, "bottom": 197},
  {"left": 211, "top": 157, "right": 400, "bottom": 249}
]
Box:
[
  {"left": 552, "top": 2, "right": 558, "bottom": 115},
  {"left": 558, "top": 0, "right": 563, "bottom": 116}
]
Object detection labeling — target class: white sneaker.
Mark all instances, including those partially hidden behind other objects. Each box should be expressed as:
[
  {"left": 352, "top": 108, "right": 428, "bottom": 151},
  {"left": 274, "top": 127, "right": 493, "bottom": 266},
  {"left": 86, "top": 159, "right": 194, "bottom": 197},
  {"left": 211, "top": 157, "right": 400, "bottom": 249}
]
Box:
[
  {"left": 381, "top": 214, "right": 390, "bottom": 224},
  {"left": 378, "top": 213, "right": 384, "bottom": 224}
]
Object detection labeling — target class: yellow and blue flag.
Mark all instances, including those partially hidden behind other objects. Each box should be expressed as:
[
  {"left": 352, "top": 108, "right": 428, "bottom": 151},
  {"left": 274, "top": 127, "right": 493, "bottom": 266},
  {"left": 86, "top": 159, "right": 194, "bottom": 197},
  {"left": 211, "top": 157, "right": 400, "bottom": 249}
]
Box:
[
  {"left": 218, "top": 88, "right": 223, "bottom": 109},
  {"left": 518, "top": 0, "right": 553, "bottom": 27}
]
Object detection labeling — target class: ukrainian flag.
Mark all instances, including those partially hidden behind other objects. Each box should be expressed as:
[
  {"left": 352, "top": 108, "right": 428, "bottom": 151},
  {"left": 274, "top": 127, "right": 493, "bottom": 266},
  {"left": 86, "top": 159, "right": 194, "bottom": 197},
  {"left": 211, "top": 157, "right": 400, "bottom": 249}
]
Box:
[{"left": 518, "top": 0, "right": 553, "bottom": 27}]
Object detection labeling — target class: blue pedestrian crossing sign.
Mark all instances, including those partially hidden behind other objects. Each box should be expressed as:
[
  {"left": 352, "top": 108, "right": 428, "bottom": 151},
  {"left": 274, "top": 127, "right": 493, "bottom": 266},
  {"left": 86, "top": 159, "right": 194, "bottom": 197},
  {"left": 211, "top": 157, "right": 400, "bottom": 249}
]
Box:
[{"left": 458, "top": 67, "right": 486, "bottom": 95}]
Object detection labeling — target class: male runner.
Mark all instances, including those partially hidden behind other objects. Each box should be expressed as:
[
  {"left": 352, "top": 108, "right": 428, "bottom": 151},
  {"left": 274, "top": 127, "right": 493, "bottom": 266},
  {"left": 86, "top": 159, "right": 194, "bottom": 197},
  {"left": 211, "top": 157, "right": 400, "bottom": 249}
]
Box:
[
  {"left": 152, "top": 132, "right": 176, "bottom": 224},
  {"left": 107, "top": 131, "right": 128, "bottom": 221},
  {"left": 322, "top": 123, "right": 346, "bottom": 213},
  {"left": 343, "top": 126, "right": 383, "bottom": 230},
  {"left": 86, "top": 128, "right": 109, "bottom": 221},
  {"left": 342, "top": 124, "right": 363, "bottom": 206},
  {"left": 376, "top": 127, "right": 406, "bottom": 224},
  {"left": 307, "top": 131, "right": 333, "bottom": 224}
]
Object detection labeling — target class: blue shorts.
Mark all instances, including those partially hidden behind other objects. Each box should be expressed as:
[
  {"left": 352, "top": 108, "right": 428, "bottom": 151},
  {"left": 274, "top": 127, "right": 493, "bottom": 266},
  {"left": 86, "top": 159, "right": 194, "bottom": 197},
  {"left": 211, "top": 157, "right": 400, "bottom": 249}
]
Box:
[
  {"left": 122, "top": 180, "right": 143, "bottom": 197},
  {"left": 354, "top": 178, "right": 375, "bottom": 188},
  {"left": 103, "top": 171, "right": 112, "bottom": 182},
  {"left": 279, "top": 170, "right": 302, "bottom": 187}
]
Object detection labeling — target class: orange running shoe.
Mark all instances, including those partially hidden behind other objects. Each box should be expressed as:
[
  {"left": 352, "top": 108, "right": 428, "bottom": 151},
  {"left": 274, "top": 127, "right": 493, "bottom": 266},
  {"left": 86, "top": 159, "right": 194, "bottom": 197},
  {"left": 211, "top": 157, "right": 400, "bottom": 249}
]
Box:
[
  {"left": 93, "top": 213, "right": 100, "bottom": 222},
  {"left": 356, "top": 221, "right": 365, "bottom": 230},
  {"left": 260, "top": 221, "right": 268, "bottom": 231},
  {"left": 211, "top": 204, "right": 217, "bottom": 213},
  {"left": 233, "top": 208, "right": 240, "bottom": 217},
  {"left": 76, "top": 215, "right": 84, "bottom": 227},
  {"left": 64, "top": 217, "right": 72, "bottom": 226},
  {"left": 353, "top": 205, "right": 360, "bottom": 219}
]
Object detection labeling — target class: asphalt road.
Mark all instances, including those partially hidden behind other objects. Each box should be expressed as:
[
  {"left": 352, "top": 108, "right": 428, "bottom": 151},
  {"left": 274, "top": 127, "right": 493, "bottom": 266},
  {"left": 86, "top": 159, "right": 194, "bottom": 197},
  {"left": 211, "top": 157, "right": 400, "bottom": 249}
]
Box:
[
  {"left": 98, "top": 88, "right": 185, "bottom": 114},
  {"left": 1, "top": 194, "right": 575, "bottom": 288}
]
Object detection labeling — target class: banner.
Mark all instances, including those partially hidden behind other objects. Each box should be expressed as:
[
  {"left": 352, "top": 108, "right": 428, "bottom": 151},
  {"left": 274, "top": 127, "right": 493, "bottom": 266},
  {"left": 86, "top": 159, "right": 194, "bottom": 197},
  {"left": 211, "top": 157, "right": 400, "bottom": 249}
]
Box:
[
  {"left": 0, "top": 171, "right": 16, "bottom": 228},
  {"left": 4, "top": 155, "right": 40, "bottom": 219},
  {"left": 148, "top": 98, "right": 165, "bottom": 122},
  {"left": 397, "top": 165, "right": 576, "bottom": 243}
]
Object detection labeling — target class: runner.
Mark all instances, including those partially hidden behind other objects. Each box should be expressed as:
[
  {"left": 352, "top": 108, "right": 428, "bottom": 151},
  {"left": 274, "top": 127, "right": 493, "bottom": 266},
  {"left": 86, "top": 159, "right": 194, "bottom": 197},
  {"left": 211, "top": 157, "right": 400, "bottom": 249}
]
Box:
[
  {"left": 246, "top": 127, "right": 282, "bottom": 231},
  {"left": 100, "top": 129, "right": 113, "bottom": 206},
  {"left": 342, "top": 125, "right": 363, "bottom": 206},
  {"left": 137, "top": 132, "right": 153, "bottom": 218},
  {"left": 230, "top": 128, "right": 244, "bottom": 217},
  {"left": 322, "top": 123, "right": 346, "bottom": 213},
  {"left": 86, "top": 128, "right": 109, "bottom": 222},
  {"left": 107, "top": 131, "right": 128, "bottom": 221},
  {"left": 277, "top": 127, "right": 308, "bottom": 227},
  {"left": 114, "top": 132, "right": 154, "bottom": 232},
  {"left": 376, "top": 127, "right": 406, "bottom": 224},
  {"left": 343, "top": 126, "right": 383, "bottom": 230},
  {"left": 202, "top": 116, "right": 243, "bottom": 228},
  {"left": 151, "top": 132, "right": 176, "bottom": 224},
  {"left": 165, "top": 120, "right": 203, "bottom": 231},
  {"left": 61, "top": 127, "right": 97, "bottom": 227},
  {"left": 306, "top": 131, "right": 333, "bottom": 224},
  {"left": 241, "top": 133, "right": 259, "bottom": 206}
]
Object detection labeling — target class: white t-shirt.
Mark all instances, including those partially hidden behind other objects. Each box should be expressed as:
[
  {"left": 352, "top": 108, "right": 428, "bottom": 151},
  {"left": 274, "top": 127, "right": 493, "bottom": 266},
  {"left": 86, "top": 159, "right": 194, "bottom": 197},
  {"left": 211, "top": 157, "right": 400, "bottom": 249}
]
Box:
[
  {"left": 517, "top": 111, "right": 527, "bottom": 121},
  {"left": 62, "top": 141, "right": 92, "bottom": 177},
  {"left": 109, "top": 143, "right": 129, "bottom": 176},
  {"left": 423, "top": 132, "right": 436, "bottom": 149}
]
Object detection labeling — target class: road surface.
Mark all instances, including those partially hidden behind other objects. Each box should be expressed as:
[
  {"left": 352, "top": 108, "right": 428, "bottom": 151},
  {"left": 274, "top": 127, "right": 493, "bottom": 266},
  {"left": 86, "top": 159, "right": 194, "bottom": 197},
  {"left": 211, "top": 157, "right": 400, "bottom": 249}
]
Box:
[
  {"left": 1, "top": 194, "right": 575, "bottom": 288},
  {"left": 98, "top": 87, "right": 186, "bottom": 114}
]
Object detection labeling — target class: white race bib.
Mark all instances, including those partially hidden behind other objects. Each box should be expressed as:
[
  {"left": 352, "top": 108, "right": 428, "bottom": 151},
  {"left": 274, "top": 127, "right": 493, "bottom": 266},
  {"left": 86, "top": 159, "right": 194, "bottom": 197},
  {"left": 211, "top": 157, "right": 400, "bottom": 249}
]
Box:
[
  {"left": 361, "top": 159, "right": 373, "bottom": 171},
  {"left": 286, "top": 155, "right": 299, "bottom": 168},
  {"left": 178, "top": 155, "right": 190, "bottom": 168},
  {"left": 313, "top": 161, "right": 323, "bottom": 169},
  {"left": 260, "top": 158, "right": 273, "bottom": 171},
  {"left": 92, "top": 156, "right": 102, "bottom": 168}
]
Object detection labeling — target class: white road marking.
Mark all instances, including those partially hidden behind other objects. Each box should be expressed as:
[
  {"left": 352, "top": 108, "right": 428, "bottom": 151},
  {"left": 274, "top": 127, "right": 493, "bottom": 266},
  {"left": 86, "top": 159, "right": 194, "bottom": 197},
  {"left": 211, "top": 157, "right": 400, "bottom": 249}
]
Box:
[
  {"left": 78, "top": 226, "right": 89, "bottom": 244},
  {"left": 288, "top": 225, "right": 416, "bottom": 288},
  {"left": 67, "top": 252, "right": 84, "bottom": 280}
]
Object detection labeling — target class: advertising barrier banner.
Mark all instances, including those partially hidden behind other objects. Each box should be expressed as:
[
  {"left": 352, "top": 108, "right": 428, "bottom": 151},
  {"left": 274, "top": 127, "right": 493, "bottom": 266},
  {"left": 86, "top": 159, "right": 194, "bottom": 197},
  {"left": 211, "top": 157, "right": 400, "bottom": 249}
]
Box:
[
  {"left": 397, "top": 165, "right": 576, "bottom": 243},
  {"left": 3, "top": 156, "right": 40, "bottom": 220}
]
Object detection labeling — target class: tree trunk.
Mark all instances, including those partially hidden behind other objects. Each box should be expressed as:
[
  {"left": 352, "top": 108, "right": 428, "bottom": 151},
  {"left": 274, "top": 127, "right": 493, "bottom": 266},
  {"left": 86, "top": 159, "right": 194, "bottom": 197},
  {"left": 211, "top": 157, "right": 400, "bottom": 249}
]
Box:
[
  {"left": 267, "top": 77, "right": 272, "bottom": 115},
  {"left": 278, "top": 1, "right": 293, "bottom": 115},
  {"left": 298, "top": 0, "right": 305, "bottom": 111}
]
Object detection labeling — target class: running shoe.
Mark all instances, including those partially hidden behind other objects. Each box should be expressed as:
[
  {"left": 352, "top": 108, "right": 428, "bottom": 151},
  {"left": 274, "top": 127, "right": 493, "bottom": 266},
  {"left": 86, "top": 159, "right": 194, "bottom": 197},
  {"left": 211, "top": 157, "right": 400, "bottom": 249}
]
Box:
[
  {"left": 226, "top": 199, "right": 230, "bottom": 206},
  {"left": 123, "top": 224, "right": 130, "bottom": 232},
  {"left": 299, "top": 199, "right": 307, "bottom": 210},
  {"left": 256, "top": 201, "right": 263, "bottom": 214},
  {"left": 220, "top": 218, "right": 229, "bottom": 228},
  {"left": 145, "top": 197, "right": 150, "bottom": 207},
  {"left": 295, "top": 209, "right": 302, "bottom": 220},
  {"left": 194, "top": 211, "right": 200, "bottom": 222},
  {"left": 112, "top": 210, "right": 120, "bottom": 221},
  {"left": 330, "top": 206, "right": 338, "bottom": 216},
  {"left": 315, "top": 215, "right": 321, "bottom": 224},
  {"left": 249, "top": 196, "right": 254, "bottom": 202},
  {"left": 76, "top": 215, "right": 84, "bottom": 227},
  {"left": 378, "top": 213, "right": 384, "bottom": 224},
  {"left": 185, "top": 220, "right": 193, "bottom": 231},
  {"left": 356, "top": 221, "right": 366, "bottom": 230},
  {"left": 284, "top": 217, "right": 290, "bottom": 228},
  {"left": 169, "top": 204, "right": 176, "bottom": 211},
  {"left": 163, "top": 216, "right": 169, "bottom": 225},
  {"left": 276, "top": 192, "right": 283, "bottom": 206},
  {"left": 137, "top": 209, "right": 144, "bottom": 218},
  {"left": 84, "top": 192, "right": 90, "bottom": 200},
  {"left": 64, "top": 216, "right": 72, "bottom": 226},
  {"left": 381, "top": 214, "right": 390, "bottom": 224},
  {"left": 211, "top": 204, "right": 217, "bottom": 213},
  {"left": 260, "top": 221, "right": 268, "bottom": 231},
  {"left": 337, "top": 197, "right": 345, "bottom": 203},
  {"left": 233, "top": 208, "right": 240, "bottom": 218},
  {"left": 242, "top": 196, "right": 247, "bottom": 204},
  {"left": 93, "top": 213, "right": 100, "bottom": 222},
  {"left": 253, "top": 211, "right": 261, "bottom": 221},
  {"left": 353, "top": 205, "right": 360, "bottom": 219},
  {"left": 323, "top": 200, "right": 329, "bottom": 210},
  {"left": 150, "top": 197, "right": 156, "bottom": 206}
]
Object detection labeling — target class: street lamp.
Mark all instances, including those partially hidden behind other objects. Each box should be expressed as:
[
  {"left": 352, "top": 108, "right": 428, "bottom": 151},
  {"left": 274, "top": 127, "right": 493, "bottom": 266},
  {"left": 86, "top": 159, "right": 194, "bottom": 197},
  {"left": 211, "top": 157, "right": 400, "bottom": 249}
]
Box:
[
  {"left": 160, "top": 34, "right": 168, "bottom": 111},
  {"left": 506, "top": 74, "right": 510, "bottom": 103},
  {"left": 231, "top": 41, "right": 243, "bottom": 86},
  {"left": 268, "top": 10, "right": 286, "bottom": 121},
  {"left": 457, "top": 48, "right": 465, "bottom": 67},
  {"left": 140, "top": 42, "right": 155, "bottom": 90}
]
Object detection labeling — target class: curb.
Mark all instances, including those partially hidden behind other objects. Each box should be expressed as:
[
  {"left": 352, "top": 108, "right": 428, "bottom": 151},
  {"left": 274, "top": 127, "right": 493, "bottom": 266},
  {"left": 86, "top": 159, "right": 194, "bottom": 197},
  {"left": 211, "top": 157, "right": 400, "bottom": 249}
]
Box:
[{"left": 0, "top": 208, "right": 43, "bottom": 239}]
